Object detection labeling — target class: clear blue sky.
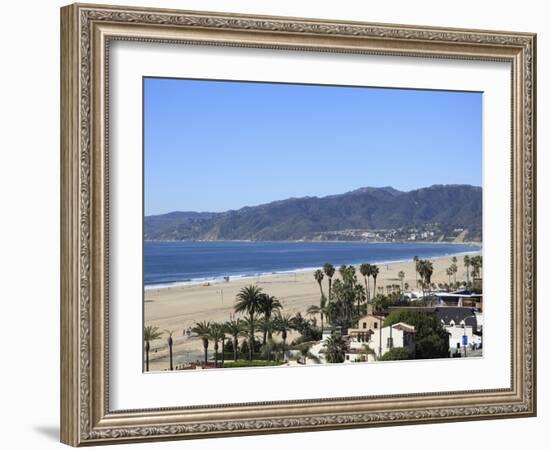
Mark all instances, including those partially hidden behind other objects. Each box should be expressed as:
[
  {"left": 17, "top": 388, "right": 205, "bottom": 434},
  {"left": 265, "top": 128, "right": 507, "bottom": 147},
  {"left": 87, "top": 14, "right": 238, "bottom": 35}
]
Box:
[{"left": 144, "top": 77, "right": 482, "bottom": 215}]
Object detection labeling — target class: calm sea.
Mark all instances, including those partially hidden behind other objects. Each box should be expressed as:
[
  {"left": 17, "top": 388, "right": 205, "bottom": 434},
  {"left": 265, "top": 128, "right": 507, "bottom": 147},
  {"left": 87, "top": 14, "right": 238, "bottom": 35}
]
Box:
[{"left": 143, "top": 241, "right": 480, "bottom": 289}]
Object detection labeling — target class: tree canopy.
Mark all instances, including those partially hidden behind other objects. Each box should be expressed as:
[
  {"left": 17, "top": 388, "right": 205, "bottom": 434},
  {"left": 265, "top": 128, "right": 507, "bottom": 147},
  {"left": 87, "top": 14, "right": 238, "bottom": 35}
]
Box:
[{"left": 384, "top": 309, "right": 450, "bottom": 359}]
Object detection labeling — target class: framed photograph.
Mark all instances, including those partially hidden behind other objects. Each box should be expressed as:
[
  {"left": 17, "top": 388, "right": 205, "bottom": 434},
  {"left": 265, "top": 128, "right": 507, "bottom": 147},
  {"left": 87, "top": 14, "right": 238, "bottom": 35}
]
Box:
[{"left": 60, "top": 3, "right": 537, "bottom": 446}]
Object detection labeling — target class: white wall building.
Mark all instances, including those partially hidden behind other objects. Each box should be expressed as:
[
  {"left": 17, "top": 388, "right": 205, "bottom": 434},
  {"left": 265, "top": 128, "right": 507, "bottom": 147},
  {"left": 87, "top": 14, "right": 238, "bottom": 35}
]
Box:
[
  {"left": 347, "top": 322, "right": 416, "bottom": 361},
  {"left": 445, "top": 323, "right": 482, "bottom": 356}
]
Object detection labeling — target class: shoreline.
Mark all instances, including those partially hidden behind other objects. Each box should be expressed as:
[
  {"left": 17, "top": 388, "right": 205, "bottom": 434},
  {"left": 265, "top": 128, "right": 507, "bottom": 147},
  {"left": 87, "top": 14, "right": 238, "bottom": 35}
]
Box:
[
  {"left": 144, "top": 246, "right": 482, "bottom": 291},
  {"left": 144, "top": 250, "right": 482, "bottom": 370},
  {"left": 145, "top": 239, "right": 482, "bottom": 245}
]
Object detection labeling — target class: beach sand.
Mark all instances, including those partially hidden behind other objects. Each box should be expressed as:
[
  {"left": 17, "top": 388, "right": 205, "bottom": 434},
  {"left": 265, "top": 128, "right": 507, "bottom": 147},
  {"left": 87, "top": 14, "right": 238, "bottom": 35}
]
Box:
[{"left": 145, "top": 251, "right": 480, "bottom": 371}]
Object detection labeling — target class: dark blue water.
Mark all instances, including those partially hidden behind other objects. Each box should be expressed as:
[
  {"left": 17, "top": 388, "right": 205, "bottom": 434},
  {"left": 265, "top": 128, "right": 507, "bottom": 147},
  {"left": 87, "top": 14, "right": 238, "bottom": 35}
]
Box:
[{"left": 144, "top": 241, "right": 480, "bottom": 288}]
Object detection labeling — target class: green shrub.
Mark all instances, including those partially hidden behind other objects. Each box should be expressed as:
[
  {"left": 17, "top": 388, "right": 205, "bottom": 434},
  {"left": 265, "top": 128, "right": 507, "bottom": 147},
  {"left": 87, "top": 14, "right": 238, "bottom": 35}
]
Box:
[{"left": 379, "top": 347, "right": 412, "bottom": 361}]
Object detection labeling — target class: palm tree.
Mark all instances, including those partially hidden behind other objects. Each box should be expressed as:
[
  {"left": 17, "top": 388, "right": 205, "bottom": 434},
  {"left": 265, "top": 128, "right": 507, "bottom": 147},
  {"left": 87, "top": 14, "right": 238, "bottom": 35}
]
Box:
[
  {"left": 307, "top": 294, "right": 328, "bottom": 332},
  {"left": 143, "top": 325, "right": 162, "bottom": 372},
  {"left": 450, "top": 263, "right": 458, "bottom": 284},
  {"left": 337, "top": 264, "right": 344, "bottom": 277},
  {"left": 314, "top": 269, "right": 324, "bottom": 297},
  {"left": 261, "top": 338, "right": 277, "bottom": 362},
  {"left": 224, "top": 319, "right": 243, "bottom": 362},
  {"left": 275, "top": 313, "right": 294, "bottom": 361},
  {"left": 257, "top": 317, "right": 277, "bottom": 360},
  {"left": 220, "top": 329, "right": 227, "bottom": 366},
  {"left": 209, "top": 323, "right": 225, "bottom": 367},
  {"left": 371, "top": 265, "right": 380, "bottom": 298},
  {"left": 359, "top": 263, "right": 371, "bottom": 299},
  {"left": 258, "top": 293, "right": 282, "bottom": 345},
  {"left": 446, "top": 267, "right": 453, "bottom": 285},
  {"left": 323, "top": 263, "right": 335, "bottom": 300},
  {"left": 164, "top": 329, "right": 175, "bottom": 371},
  {"left": 240, "top": 317, "right": 258, "bottom": 361},
  {"left": 235, "top": 285, "right": 263, "bottom": 359},
  {"left": 398, "top": 270, "right": 405, "bottom": 291},
  {"left": 417, "top": 260, "right": 434, "bottom": 300},
  {"left": 464, "top": 255, "right": 471, "bottom": 284},
  {"left": 323, "top": 333, "right": 346, "bottom": 363},
  {"left": 470, "top": 255, "right": 483, "bottom": 279},
  {"left": 191, "top": 321, "right": 212, "bottom": 366}
]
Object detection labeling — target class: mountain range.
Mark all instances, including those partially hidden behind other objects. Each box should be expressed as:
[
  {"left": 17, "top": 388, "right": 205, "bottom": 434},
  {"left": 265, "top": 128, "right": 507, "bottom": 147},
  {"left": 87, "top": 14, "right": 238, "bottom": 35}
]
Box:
[{"left": 144, "top": 184, "right": 482, "bottom": 242}]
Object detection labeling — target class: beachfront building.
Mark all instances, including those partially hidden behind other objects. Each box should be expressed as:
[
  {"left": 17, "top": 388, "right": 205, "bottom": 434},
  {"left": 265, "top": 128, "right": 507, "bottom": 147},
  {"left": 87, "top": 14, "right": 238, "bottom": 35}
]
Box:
[
  {"left": 446, "top": 322, "right": 481, "bottom": 357},
  {"left": 436, "top": 307, "right": 482, "bottom": 356},
  {"left": 352, "top": 313, "right": 386, "bottom": 335},
  {"left": 433, "top": 290, "right": 483, "bottom": 309},
  {"left": 401, "top": 289, "right": 482, "bottom": 309},
  {"left": 347, "top": 313, "right": 416, "bottom": 361}
]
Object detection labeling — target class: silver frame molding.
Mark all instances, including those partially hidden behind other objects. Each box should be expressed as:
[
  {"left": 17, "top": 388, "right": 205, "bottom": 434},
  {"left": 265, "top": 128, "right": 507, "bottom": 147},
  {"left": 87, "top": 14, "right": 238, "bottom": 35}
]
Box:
[{"left": 60, "top": 3, "right": 536, "bottom": 446}]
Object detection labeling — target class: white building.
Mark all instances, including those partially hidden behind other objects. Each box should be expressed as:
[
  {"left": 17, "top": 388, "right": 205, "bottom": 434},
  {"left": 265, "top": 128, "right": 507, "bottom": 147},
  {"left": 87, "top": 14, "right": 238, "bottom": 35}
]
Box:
[
  {"left": 445, "top": 322, "right": 482, "bottom": 356},
  {"left": 347, "top": 321, "right": 416, "bottom": 361}
]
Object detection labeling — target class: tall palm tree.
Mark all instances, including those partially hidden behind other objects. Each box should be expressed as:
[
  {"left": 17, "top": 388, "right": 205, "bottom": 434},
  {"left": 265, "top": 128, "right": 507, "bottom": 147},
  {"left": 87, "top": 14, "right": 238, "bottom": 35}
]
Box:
[
  {"left": 323, "top": 263, "right": 335, "bottom": 301},
  {"left": 470, "top": 255, "right": 483, "bottom": 279},
  {"left": 275, "top": 313, "right": 294, "bottom": 362},
  {"left": 164, "top": 329, "right": 175, "bottom": 371},
  {"left": 257, "top": 317, "right": 277, "bottom": 360},
  {"left": 240, "top": 317, "right": 257, "bottom": 361},
  {"left": 234, "top": 285, "right": 263, "bottom": 359},
  {"left": 417, "top": 260, "right": 434, "bottom": 300},
  {"left": 313, "top": 269, "right": 324, "bottom": 297},
  {"left": 450, "top": 262, "right": 458, "bottom": 284},
  {"left": 220, "top": 329, "right": 227, "bottom": 366},
  {"left": 464, "top": 255, "right": 471, "bottom": 284},
  {"left": 359, "top": 263, "right": 371, "bottom": 300},
  {"left": 143, "top": 325, "right": 162, "bottom": 372},
  {"left": 446, "top": 267, "right": 453, "bottom": 285},
  {"left": 224, "top": 319, "right": 243, "bottom": 362},
  {"left": 371, "top": 265, "right": 380, "bottom": 298},
  {"left": 192, "top": 321, "right": 212, "bottom": 366},
  {"left": 258, "top": 293, "right": 282, "bottom": 345},
  {"left": 398, "top": 270, "right": 405, "bottom": 291},
  {"left": 209, "top": 323, "right": 225, "bottom": 368}
]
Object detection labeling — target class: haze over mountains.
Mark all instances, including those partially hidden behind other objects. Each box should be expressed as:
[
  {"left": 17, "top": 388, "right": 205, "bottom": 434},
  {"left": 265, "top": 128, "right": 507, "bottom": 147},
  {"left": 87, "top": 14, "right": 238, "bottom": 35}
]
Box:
[{"left": 144, "top": 184, "right": 482, "bottom": 242}]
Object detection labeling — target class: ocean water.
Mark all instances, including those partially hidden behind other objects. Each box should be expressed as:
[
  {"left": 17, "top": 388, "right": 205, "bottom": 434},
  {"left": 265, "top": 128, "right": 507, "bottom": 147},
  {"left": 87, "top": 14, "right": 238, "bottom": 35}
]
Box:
[{"left": 144, "top": 241, "right": 480, "bottom": 289}]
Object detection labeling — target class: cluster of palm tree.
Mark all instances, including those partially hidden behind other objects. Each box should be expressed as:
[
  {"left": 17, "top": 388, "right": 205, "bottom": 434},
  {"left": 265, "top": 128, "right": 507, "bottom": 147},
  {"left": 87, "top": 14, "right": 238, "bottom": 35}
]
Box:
[
  {"left": 463, "top": 254, "right": 483, "bottom": 282},
  {"left": 192, "top": 285, "right": 322, "bottom": 367},
  {"left": 191, "top": 320, "right": 235, "bottom": 367},
  {"left": 144, "top": 284, "right": 323, "bottom": 371},
  {"left": 358, "top": 263, "right": 380, "bottom": 301},
  {"left": 414, "top": 258, "right": 434, "bottom": 299},
  {"left": 446, "top": 256, "right": 459, "bottom": 285},
  {"left": 308, "top": 262, "right": 381, "bottom": 333}
]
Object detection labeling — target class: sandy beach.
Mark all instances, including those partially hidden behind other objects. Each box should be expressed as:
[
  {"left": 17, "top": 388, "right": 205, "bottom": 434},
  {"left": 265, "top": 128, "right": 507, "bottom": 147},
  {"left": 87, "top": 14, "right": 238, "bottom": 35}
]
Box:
[{"left": 144, "top": 250, "right": 481, "bottom": 370}]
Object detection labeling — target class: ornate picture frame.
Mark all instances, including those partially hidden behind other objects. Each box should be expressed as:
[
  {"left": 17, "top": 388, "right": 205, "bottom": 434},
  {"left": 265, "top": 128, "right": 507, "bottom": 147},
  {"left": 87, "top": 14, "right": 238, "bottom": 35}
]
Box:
[{"left": 60, "top": 3, "right": 536, "bottom": 446}]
